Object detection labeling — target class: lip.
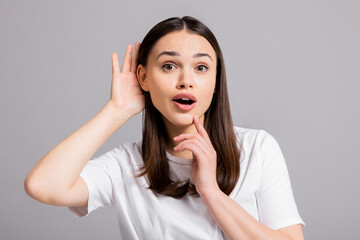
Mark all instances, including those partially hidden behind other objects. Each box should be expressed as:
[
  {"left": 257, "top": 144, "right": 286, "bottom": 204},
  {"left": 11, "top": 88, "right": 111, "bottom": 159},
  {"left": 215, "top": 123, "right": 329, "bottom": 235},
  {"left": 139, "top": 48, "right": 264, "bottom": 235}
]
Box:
[
  {"left": 172, "top": 93, "right": 197, "bottom": 102},
  {"left": 173, "top": 101, "right": 196, "bottom": 111},
  {"left": 172, "top": 93, "right": 197, "bottom": 112}
]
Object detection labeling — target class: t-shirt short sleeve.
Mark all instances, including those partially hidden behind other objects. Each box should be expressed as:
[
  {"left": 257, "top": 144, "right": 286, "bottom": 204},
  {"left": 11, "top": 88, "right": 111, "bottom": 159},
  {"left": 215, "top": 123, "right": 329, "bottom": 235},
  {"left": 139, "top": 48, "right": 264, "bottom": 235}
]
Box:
[
  {"left": 68, "top": 147, "right": 123, "bottom": 218},
  {"left": 255, "top": 130, "right": 306, "bottom": 230}
]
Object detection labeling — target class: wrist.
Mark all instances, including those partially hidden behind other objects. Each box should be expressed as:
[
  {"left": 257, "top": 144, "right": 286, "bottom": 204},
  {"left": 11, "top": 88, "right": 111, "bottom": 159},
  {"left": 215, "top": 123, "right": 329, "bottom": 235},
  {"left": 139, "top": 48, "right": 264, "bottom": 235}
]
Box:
[
  {"left": 199, "top": 185, "right": 222, "bottom": 200},
  {"left": 99, "top": 102, "right": 133, "bottom": 131},
  {"left": 104, "top": 101, "right": 133, "bottom": 120}
]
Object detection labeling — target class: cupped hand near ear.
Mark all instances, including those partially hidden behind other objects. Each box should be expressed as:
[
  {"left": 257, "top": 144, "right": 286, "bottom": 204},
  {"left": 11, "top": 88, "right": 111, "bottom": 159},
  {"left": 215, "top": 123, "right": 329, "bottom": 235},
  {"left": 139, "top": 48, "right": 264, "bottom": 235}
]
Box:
[{"left": 108, "top": 42, "right": 145, "bottom": 117}]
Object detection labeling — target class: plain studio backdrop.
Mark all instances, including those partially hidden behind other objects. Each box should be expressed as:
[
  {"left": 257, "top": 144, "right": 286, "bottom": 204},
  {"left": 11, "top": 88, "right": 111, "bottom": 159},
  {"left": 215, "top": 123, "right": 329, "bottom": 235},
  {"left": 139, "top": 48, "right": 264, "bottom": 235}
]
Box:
[{"left": 1, "top": 0, "right": 359, "bottom": 239}]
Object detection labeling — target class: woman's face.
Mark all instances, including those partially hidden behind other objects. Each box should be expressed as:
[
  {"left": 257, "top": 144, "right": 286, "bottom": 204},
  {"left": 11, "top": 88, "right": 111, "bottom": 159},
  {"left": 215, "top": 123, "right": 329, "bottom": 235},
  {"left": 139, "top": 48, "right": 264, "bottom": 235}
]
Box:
[{"left": 137, "top": 30, "right": 217, "bottom": 128}]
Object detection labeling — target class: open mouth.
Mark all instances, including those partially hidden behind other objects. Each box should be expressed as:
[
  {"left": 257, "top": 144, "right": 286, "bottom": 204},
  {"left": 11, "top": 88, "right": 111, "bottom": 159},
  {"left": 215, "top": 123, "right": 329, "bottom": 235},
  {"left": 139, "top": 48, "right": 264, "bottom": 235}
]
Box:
[
  {"left": 172, "top": 93, "right": 197, "bottom": 111},
  {"left": 173, "top": 98, "right": 195, "bottom": 105}
]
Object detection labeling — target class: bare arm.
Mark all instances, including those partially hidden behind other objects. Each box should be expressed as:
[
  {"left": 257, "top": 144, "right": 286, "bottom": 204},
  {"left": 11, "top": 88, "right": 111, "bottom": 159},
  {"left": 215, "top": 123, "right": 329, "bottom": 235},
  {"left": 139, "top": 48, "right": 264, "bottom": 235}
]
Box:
[
  {"left": 201, "top": 189, "right": 304, "bottom": 240},
  {"left": 24, "top": 42, "right": 144, "bottom": 206},
  {"left": 24, "top": 103, "right": 130, "bottom": 205}
]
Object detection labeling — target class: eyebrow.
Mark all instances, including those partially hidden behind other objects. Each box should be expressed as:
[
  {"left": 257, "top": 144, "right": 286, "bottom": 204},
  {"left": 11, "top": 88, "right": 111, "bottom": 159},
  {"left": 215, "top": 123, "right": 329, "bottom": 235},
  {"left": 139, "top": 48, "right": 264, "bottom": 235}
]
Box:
[
  {"left": 156, "top": 51, "right": 213, "bottom": 62},
  {"left": 156, "top": 51, "right": 180, "bottom": 59},
  {"left": 193, "top": 53, "right": 213, "bottom": 61}
]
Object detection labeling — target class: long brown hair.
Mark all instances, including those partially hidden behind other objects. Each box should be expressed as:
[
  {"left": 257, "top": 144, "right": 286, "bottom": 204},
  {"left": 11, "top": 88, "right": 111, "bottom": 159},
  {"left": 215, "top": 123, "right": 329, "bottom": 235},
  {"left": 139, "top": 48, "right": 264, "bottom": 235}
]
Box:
[{"left": 135, "top": 16, "right": 241, "bottom": 198}]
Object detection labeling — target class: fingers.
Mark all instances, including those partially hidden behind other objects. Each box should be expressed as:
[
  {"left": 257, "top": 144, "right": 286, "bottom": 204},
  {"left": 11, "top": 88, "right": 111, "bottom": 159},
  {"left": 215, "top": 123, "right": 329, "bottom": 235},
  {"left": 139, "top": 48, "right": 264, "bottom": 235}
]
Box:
[
  {"left": 113, "top": 42, "right": 140, "bottom": 74},
  {"left": 193, "top": 115, "right": 213, "bottom": 146},
  {"left": 121, "top": 44, "right": 133, "bottom": 72},
  {"left": 193, "top": 115, "right": 204, "bottom": 135},
  {"left": 174, "top": 133, "right": 201, "bottom": 142},
  {"left": 173, "top": 115, "right": 212, "bottom": 147},
  {"left": 174, "top": 139, "right": 206, "bottom": 158},
  {"left": 112, "top": 52, "right": 120, "bottom": 75},
  {"left": 173, "top": 132, "right": 211, "bottom": 152},
  {"left": 130, "top": 41, "right": 141, "bottom": 73}
]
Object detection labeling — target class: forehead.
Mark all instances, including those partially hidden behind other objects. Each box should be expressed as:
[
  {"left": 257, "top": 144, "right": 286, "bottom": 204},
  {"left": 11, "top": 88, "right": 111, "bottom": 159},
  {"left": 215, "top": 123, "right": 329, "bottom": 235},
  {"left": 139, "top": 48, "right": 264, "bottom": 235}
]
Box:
[{"left": 150, "top": 30, "right": 216, "bottom": 59}]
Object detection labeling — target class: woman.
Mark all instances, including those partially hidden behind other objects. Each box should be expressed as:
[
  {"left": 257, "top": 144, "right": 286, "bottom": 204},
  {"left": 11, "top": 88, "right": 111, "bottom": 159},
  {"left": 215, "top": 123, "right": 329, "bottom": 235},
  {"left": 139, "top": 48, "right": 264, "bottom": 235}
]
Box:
[{"left": 24, "top": 16, "right": 306, "bottom": 239}]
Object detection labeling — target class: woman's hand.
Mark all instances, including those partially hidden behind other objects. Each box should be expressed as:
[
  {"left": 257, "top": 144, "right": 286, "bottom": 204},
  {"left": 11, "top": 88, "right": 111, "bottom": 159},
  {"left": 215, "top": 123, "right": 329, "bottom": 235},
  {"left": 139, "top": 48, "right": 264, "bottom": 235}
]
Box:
[
  {"left": 108, "top": 42, "right": 145, "bottom": 117},
  {"left": 173, "top": 115, "right": 220, "bottom": 197}
]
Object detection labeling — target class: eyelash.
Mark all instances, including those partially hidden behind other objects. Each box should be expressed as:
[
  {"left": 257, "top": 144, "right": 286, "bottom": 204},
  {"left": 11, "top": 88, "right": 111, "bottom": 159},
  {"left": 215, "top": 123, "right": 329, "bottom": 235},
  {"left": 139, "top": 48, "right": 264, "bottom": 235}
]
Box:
[
  {"left": 196, "top": 65, "right": 209, "bottom": 72},
  {"left": 161, "top": 63, "right": 209, "bottom": 72},
  {"left": 161, "top": 63, "right": 175, "bottom": 71}
]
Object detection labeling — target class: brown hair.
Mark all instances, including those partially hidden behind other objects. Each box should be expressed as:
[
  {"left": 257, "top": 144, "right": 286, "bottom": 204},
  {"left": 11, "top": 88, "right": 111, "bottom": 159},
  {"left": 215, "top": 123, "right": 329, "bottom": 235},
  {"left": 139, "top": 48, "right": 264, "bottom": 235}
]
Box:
[{"left": 135, "top": 16, "right": 241, "bottom": 198}]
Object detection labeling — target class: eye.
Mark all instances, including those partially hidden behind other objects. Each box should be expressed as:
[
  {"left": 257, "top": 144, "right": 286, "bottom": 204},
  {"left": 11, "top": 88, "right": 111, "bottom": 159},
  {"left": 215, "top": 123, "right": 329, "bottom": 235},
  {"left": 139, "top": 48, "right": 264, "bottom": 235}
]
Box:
[
  {"left": 196, "top": 64, "right": 208, "bottom": 72},
  {"left": 162, "top": 63, "right": 176, "bottom": 71}
]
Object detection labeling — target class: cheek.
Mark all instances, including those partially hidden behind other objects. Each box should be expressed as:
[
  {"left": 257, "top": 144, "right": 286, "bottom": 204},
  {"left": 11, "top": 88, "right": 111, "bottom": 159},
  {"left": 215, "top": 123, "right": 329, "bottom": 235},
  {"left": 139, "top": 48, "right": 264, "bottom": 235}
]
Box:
[
  {"left": 201, "top": 76, "right": 216, "bottom": 94},
  {"left": 148, "top": 86, "right": 163, "bottom": 107},
  {"left": 199, "top": 78, "right": 216, "bottom": 109},
  {"left": 147, "top": 75, "right": 171, "bottom": 108},
  {"left": 202, "top": 92, "right": 214, "bottom": 111}
]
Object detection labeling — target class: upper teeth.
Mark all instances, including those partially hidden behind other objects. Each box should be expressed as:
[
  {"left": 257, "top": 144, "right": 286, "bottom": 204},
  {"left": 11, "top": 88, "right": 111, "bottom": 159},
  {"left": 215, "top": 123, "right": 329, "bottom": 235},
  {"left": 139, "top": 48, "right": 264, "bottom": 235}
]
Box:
[{"left": 182, "top": 98, "right": 190, "bottom": 101}]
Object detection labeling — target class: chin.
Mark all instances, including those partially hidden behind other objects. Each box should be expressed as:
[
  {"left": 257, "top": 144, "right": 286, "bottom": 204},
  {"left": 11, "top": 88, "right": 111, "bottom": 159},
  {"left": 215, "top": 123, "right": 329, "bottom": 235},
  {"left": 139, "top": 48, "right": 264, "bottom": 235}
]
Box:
[{"left": 164, "top": 114, "right": 194, "bottom": 128}]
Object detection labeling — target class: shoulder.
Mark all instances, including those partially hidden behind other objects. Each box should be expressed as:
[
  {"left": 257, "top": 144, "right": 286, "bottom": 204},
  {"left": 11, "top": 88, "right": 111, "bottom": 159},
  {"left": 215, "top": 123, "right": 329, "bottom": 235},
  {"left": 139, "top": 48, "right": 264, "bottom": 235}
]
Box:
[
  {"left": 95, "top": 140, "right": 143, "bottom": 174},
  {"left": 96, "top": 140, "right": 141, "bottom": 161},
  {"left": 115, "top": 140, "right": 142, "bottom": 158},
  {"left": 233, "top": 126, "right": 281, "bottom": 163},
  {"left": 233, "top": 126, "right": 273, "bottom": 148}
]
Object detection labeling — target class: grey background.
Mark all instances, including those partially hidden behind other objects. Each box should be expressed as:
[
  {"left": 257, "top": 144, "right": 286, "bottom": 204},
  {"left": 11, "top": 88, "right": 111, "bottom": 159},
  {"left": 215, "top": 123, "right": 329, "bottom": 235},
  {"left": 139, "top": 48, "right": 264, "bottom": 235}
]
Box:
[{"left": 1, "top": 0, "right": 359, "bottom": 239}]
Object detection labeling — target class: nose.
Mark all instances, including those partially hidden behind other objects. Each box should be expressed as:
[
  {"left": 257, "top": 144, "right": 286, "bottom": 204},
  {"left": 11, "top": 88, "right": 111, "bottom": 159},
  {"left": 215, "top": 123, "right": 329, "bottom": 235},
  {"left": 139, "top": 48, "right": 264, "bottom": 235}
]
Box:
[{"left": 176, "top": 69, "right": 194, "bottom": 89}]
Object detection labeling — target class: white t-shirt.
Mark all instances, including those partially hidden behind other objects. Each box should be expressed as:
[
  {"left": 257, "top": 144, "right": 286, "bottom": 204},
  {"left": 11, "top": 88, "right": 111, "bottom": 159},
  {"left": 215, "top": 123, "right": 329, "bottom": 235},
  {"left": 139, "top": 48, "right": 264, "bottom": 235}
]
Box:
[{"left": 68, "top": 127, "right": 305, "bottom": 239}]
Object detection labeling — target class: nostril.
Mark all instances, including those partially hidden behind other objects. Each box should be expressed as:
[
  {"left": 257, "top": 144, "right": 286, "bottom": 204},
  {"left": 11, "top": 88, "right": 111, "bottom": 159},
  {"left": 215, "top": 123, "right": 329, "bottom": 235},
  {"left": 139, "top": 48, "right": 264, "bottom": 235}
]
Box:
[{"left": 178, "top": 83, "right": 193, "bottom": 89}]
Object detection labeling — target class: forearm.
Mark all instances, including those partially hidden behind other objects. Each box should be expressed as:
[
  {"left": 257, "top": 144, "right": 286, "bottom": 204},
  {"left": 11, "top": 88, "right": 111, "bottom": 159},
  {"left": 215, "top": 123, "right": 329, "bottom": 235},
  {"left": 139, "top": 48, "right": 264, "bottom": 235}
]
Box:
[
  {"left": 25, "top": 102, "right": 131, "bottom": 195},
  {"left": 201, "top": 189, "right": 291, "bottom": 240}
]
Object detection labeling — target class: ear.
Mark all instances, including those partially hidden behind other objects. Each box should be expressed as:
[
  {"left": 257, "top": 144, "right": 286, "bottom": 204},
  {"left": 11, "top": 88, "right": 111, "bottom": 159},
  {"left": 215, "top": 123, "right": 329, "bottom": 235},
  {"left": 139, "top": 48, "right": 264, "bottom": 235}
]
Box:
[{"left": 136, "top": 64, "right": 149, "bottom": 92}]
